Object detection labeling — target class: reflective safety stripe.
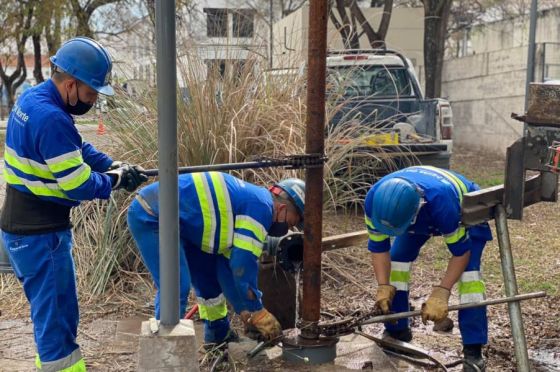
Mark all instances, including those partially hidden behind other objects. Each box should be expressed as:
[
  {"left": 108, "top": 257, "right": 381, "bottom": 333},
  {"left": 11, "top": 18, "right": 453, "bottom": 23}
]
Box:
[
  {"left": 233, "top": 233, "right": 263, "bottom": 257},
  {"left": 197, "top": 294, "right": 228, "bottom": 321},
  {"left": 364, "top": 215, "right": 374, "bottom": 230},
  {"left": 4, "top": 148, "right": 55, "bottom": 180},
  {"left": 235, "top": 215, "right": 267, "bottom": 242},
  {"left": 390, "top": 261, "right": 412, "bottom": 291},
  {"left": 444, "top": 226, "right": 467, "bottom": 244},
  {"left": 459, "top": 270, "right": 486, "bottom": 304},
  {"left": 365, "top": 215, "right": 389, "bottom": 242},
  {"left": 3, "top": 168, "right": 70, "bottom": 199},
  {"left": 57, "top": 164, "right": 92, "bottom": 191},
  {"left": 210, "top": 172, "right": 234, "bottom": 252},
  {"left": 369, "top": 231, "right": 389, "bottom": 242},
  {"left": 420, "top": 166, "right": 468, "bottom": 203},
  {"left": 45, "top": 150, "right": 84, "bottom": 173},
  {"left": 37, "top": 348, "right": 86, "bottom": 372},
  {"left": 459, "top": 292, "right": 485, "bottom": 304},
  {"left": 193, "top": 173, "right": 217, "bottom": 254}
]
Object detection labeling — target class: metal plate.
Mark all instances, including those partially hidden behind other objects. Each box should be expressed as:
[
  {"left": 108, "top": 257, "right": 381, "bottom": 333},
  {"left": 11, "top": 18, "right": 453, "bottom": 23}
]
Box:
[{"left": 281, "top": 336, "right": 338, "bottom": 365}]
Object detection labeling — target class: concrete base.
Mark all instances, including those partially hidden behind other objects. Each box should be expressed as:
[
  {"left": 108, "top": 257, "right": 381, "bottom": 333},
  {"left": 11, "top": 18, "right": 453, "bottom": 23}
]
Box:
[
  {"left": 138, "top": 318, "right": 200, "bottom": 372},
  {"left": 334, "top": 333, "right": 397, "bottom": 371},
  {"left": 229, "top": 333, "right": 397, "bottom": 371}
]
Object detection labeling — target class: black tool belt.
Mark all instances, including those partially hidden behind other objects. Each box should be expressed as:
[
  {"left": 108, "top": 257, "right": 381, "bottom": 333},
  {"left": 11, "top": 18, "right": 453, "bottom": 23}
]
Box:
[{"left": 0, "top": 185, "right": 72, "bottom": 235}]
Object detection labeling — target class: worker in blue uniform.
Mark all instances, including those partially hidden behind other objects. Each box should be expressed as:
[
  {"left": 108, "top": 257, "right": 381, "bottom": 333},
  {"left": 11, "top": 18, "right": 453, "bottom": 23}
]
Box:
[
  {"left": 365, "top": 166, "right": 492, "bottom": 372},
  {"left": 127, "top": 172, "right": 305, "bottom": 344},
  {"left": 1, "top": 37, "right": 147, "bottom": 372}
]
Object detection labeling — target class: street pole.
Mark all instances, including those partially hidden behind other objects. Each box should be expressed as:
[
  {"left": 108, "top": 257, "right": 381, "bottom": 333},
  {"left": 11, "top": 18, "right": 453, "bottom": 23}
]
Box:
[
  {"left": 269, "top": 0, "right": 274, "bottom": 69},
  {"left": 156, "top": 0, "right": 180, "bottom": 326},
  {"left": 524, "top": 0, "right": 538, "bottom": 111}
]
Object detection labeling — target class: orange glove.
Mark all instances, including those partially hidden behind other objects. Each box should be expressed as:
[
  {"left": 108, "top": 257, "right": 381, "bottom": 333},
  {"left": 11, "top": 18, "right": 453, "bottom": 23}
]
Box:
[
  {"left": 421, "top": 286, "right": 451, "bottom": 324},
  {"left": 243, "top": 308, "right": 282, "bottom": 341},
  {"left": 374, "top": 284, "right": 396, "bottom": 315}
]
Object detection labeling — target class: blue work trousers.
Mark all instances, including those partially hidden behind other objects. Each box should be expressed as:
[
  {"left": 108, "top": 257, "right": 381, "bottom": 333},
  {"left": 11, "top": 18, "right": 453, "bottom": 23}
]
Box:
[
  {"left": 386, "top": 233, "right": 488, "bottom": 345},
  {"left": 2, "top": 229, "right": 83, "bottom": 367},
  {"left": 127, "top": 200, "right": 245, "bottom": 343}
]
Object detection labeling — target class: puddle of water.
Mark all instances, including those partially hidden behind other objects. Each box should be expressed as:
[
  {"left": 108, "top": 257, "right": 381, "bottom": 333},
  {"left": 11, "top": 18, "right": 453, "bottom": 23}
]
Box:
[{"left": 530, "top": 349, "right": 560, "bottom": 371}]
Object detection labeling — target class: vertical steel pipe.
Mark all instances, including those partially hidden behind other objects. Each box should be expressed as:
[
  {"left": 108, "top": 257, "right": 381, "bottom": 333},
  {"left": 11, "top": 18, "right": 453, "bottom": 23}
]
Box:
[
  {"left": 300, "top": 0, "right": 328, "bottom": 339},
  {"left": 524, "top": 0, "right": 538, "bottom": 111},
  {"left": 156, "top": 0, "right": 180, "bottom": 326},
  {"left": 495, "top": 205, "right": 530, "bottom": 371}
]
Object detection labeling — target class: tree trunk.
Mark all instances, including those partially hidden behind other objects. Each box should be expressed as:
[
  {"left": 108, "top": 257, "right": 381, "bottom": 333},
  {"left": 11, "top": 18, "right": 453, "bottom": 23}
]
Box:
[
  {"left": 32, "top": 34, "right": 44, "bottom": 83},
  {"left": 74, "top": 8, "right": 94, "bottom": 38},
  {"left": 333, "top": 0, "right": 360, "bottom": 49},
  {"left": 45, "top": 3, "right": 63, "bottom": 57},
  {"left": 349, "top": 0, "right": 392, "bottom": 49},
  {"left": 332, "top": 0, "right": 393, "bottom": 51},
  {"left": 423, "top": 0, "right": 451, "bottom": 98}
]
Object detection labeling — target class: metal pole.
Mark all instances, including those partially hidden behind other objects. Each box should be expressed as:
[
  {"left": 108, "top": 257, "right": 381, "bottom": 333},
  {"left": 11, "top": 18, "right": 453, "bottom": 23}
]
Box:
[
  {"left": 524, "top": 0, "right": 538, "bottom": 111},
  {"left": 495, "top": 204, "right": 531, "bottom": 371},
  {"left": 269, "top": 0, "right": 274, "bottom": 69},
  {"left": 300, "top": 0, "right": 327, "bottom": 340},
  {"left": 358, "top": 291, "right": 546, "bottom": 326},
  {"left": 156, "top": 0, "right": 180, "bottom": 326}
]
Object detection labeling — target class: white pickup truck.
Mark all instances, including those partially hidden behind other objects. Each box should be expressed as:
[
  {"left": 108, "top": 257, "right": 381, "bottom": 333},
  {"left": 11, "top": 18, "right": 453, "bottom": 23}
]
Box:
[{"left": 326, "top": 49, "right": 453, "bottom": 170}]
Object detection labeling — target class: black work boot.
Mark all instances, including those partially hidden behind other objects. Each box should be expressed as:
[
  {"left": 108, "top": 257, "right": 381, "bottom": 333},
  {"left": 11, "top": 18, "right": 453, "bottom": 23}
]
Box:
[
  {"left": 382, "top": 328, "right": 413, "bottom": 342},
  {"left": 463, "top": 344, "right": 486, "bottom": 372}
]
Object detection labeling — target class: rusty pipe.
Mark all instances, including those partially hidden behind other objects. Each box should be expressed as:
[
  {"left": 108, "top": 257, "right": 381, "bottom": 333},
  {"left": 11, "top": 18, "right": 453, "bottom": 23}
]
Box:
[{"left": 301, "top": 0, "right": 328, "bottom": 340}]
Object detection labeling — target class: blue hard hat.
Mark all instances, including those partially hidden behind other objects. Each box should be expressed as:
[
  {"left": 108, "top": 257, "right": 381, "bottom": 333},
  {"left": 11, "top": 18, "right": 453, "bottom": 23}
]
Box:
[
  {"left": 371, "top": 177, "right": 421, "bottom": 236},
  {"left": 273, "top": 178, "right": 305, "bottom": 220},
  {"left": 50, "top": 37, "right": 114, "bottom": 96}
]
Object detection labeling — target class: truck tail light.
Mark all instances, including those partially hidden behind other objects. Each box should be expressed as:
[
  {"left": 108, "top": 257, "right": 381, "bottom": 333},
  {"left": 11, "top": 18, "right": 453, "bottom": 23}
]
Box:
[{"left": 440, "top": 105, "right": 453, "bottom": 140}]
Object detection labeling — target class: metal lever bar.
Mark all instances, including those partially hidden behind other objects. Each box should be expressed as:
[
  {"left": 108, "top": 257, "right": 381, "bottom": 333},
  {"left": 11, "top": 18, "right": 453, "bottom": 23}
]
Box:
[
  {"left": 358, "top": 291, "right": 546, "bottom": 326},
  {"left": 142, "top": 154, "right": 326, "bottom": 177}
]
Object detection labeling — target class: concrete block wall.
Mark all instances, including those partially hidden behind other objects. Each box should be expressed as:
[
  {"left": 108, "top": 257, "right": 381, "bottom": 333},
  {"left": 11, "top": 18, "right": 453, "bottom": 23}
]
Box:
[{"left": 442, "top": 46, "right": 530, "bottom": 154}]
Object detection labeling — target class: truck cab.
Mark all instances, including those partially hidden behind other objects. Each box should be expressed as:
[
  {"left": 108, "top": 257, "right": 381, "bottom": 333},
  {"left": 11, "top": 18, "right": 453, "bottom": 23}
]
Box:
[{"left": 326, "top": 49, "right": 453, "bottom": 171}]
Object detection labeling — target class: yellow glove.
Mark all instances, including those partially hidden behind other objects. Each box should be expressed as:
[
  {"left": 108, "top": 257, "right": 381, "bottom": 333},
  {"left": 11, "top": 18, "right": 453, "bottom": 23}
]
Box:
[
  {"left": 421, "top": 286, "right": 451, "bottom": 324},
  {"left": 245, "top": 308, "right": 282, "bottom": 341},
  {"left": 374, "top": 284, "right": 396, "bottom": 315}
]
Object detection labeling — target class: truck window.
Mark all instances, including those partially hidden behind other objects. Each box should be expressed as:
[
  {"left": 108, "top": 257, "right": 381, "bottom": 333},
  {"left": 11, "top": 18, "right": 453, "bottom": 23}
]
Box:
[{"left": 327, "top": 66, "right": 413, "bottom": 98}]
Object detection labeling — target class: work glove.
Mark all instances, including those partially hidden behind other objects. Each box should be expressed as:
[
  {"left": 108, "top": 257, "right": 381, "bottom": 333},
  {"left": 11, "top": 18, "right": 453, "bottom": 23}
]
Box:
[
  {"left": 241, "top": 308, "right": 282, "bottom": 341},
  {"left": 106, "top": 164, "right": 148, "bottom": 192},
  {"left": 421, "top": 286, "right": 451, "bottom": 324},
  {"left": 374, "top": 284, "right": 396, "bottom": 315}
]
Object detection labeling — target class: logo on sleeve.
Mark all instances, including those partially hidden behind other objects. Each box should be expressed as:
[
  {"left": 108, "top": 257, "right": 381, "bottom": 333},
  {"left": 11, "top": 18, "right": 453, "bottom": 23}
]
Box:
[{"left": 12, "top": 103, "right": 29, "bottom": 124}]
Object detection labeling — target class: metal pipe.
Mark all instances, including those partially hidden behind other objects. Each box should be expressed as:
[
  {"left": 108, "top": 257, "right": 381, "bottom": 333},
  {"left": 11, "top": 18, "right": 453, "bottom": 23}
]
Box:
[
  {"left": 358, "top": 291, "right": 546, "bottom": 326},
  {"left": 269, "top": 0, "right": 273, "bottom": 69},
  {"left": 142, "top": 154, "right": 324, "bottom": 176},
  {"left": 524, "top": 0, "right": 538, "bottom": 111},
  {"left": 156, "top": 0, "right": 180, "bottom": 326},
  {"left": 300, "top": 0, "right": 328, "bottom": 340},
  {"left": 495, "top": 204, "right": 531, "bottom": 372}
]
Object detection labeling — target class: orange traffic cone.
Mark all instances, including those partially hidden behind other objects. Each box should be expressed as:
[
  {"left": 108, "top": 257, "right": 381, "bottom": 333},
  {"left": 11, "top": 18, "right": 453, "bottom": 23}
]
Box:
[{"left": 97, "top": 114, "right": 106, "bottom": 135}]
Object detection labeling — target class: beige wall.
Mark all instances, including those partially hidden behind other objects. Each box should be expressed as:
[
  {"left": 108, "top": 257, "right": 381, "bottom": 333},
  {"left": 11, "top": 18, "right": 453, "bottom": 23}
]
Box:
[
  {"left": 443, "top": 7, "right": 560, "bottom": 155},
  {"left": 467, "top": 7, "right": 560, "bottom": 53},
  {"left": 272, "top": 7, "right": 424, "bottom": 78}
]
